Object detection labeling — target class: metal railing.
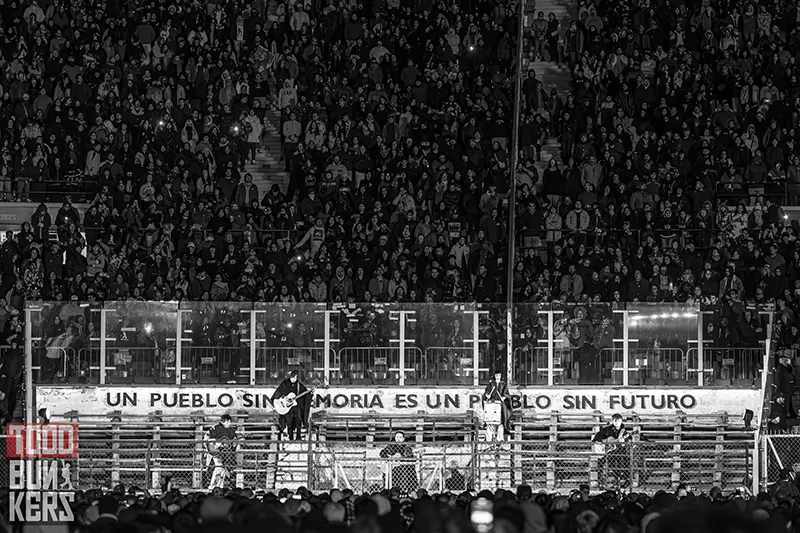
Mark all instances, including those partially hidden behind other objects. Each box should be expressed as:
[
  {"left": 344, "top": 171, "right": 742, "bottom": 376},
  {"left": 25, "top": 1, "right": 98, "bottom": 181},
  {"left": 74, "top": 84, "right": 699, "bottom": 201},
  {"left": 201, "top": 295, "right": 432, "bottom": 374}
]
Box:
[
  {"left": 310, "top": 443, "right": 472, "bottom": 494},
  {"left": 763, "top": 434, "right": 800, "bottom": 486},
  {"left": 23, "top": 302, "right": 776, "bottom": 389},
  {"left": 476, "top": 440, "right": 752, "bottom": 493},
  {"left": 514, "top": 228, "right": 729, "bottom": 253},
  {"left": 52, "top": 435, "right": 753, "bottom": 494},
  {"left": 0, "top": 178, "right": 95, "bottom": 203},
  {"left": 254, "top": 346, "right": 330, "bottom": 385},
  {"left": 512, "top": 345, "right": 762, "bottom": 387},
  {"left": 335, "top": 347, "right": 424, "bottom": 386},
  {"left": 76, "top": 437, "right": 312, "bottom": 491},
  {"left": 686, "top": 347, "right": 763, "bottom": 386},
  {"left": 716, "top": 182, "right": 798, "bottom": 208}
]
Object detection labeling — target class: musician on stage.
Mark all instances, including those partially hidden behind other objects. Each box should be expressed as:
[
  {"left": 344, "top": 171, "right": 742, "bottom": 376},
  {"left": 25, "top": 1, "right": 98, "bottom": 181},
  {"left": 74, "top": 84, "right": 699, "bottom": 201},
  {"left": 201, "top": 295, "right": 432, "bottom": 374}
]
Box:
[
  {"left": 483, "top": 369, "right": 513, "bottom": 439},
  {"left": 380, "top": 430, "right": 418, "bottom": 492},
  {"left": 592, "top": 413, "right": 626, "bottom": 443},
  {"left": 204, "top": 414, "right": 238, "bottom": 490},
  {"left": 592, "top": 414, "right": 634, "bottom": 489},
  {"left": 271, "top": 370, "right": 311, "bottom": 440}
]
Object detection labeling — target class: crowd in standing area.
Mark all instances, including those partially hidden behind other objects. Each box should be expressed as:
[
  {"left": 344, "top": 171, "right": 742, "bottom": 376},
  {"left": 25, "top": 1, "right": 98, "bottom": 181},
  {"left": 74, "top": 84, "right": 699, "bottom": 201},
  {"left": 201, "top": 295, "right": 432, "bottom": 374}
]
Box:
[{"left": 2, "top": 482, "right": 796, "bottom": 533}]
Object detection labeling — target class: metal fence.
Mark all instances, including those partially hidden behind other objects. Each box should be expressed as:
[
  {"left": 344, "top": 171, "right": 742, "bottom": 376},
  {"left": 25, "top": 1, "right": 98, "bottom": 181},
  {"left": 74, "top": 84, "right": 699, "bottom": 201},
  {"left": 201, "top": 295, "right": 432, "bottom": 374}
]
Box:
[
  {"left": 49, "top": 435, "right": 754, "bottom": 495},
  {"left": 763, "top": 434, "right": 800, "bottom": 486},
  {"left": 73, "top": 437, "right": 313, "bottom": 492},
  {"left": 310, "top": 442, "right": 475, "bottom": 494},
  {"left": 24, "top": 301, "right": 776, "bottom": 389},
  {"left": 476, "top": 440, "right": 752, "bottom": 493}
]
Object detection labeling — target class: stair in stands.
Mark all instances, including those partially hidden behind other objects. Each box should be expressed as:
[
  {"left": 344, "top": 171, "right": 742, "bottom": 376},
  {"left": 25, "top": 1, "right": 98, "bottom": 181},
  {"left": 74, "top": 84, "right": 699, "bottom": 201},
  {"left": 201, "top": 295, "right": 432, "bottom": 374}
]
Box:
[
  {"left": 240, "top": 122, "right": 278, "bottom": 202},
  {"left": 248, "top": 0, "right": 292, "bottom": 198},
  {"left": 528, "top": 0, "right": 572, "bottom": 30},
  {"left": 521, "top": 0, "right": 576, "bottom": 178},
  {"left": 523, "top": 60, "right": 572, "bottom": 177}
]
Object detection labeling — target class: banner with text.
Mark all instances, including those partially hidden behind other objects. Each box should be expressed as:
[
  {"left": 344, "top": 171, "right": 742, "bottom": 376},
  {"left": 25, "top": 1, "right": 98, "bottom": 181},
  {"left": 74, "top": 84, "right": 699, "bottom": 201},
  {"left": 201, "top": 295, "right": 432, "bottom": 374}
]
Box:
[{"left": 35, "top": 386, "right": 759, "bottom": 418}]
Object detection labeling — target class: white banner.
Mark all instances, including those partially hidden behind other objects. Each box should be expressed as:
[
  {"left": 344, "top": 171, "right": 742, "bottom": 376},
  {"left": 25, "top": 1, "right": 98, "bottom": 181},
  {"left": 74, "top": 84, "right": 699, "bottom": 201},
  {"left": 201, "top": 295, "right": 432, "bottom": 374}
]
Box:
[{"left": 35, "top": 386, "right": 759, "bottom": 418}]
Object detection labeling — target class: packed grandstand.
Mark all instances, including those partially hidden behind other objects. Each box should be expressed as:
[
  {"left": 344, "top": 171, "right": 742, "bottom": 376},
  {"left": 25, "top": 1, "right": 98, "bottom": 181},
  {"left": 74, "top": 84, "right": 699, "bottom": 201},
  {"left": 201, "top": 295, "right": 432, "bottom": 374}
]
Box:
[{"left": 0, "top": 0, "right": 800, "bottom": 529}]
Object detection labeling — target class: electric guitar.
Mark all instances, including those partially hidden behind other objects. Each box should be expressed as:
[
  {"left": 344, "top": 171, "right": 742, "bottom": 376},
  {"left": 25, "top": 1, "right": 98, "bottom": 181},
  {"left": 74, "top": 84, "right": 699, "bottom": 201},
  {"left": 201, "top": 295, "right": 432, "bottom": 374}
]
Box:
[{"left": 273, "top": 386, "right": 316, "bottom": 415}]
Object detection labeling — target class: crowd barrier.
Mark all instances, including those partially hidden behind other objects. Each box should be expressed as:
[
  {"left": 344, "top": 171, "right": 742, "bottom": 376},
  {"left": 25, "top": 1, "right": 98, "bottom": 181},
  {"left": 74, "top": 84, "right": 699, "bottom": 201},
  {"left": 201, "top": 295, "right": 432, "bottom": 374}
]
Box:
[
  {"left": 475, "top": 441, "right": 752, "bottom": 493},
  {"left": 29, "top": 343, "right": 770, "bottom": 388},
  {"left": 38, "top": 436, "right": 751, "bottom": 494},
  {"left": 22, "top": 301, "right": 776, "bottom": 388},
  {"left": 762, "top": 434, "right": 800, "bottom": 486}
]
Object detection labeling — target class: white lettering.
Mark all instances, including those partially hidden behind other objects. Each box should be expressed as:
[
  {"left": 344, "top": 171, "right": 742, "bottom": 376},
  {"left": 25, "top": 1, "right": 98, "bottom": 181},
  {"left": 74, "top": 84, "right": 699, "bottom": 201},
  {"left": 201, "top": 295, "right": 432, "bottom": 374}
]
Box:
[
  {"left": 10, "top": 460, "right": 61, "bottom": 490},
  {"left": 9, "top": 426, "right": 24, "bottom": 457},
  {"left": 59, "top": 429, "right": 76, "bottom": 457},
  {"left": 26, "top": 492, "right": 40, "bottom": 522},
  {"left": 25, "top": 426, "right": 39, "bottom": 457},
  {"left": 9, "top": 461, "right": 24, "bottom": 490},
  {"left": 40, "top": 492, "right": 59, "bottom": 521},
  {"left": 59, "top": 493, "right": 76, "bottom": 520},
  {"left": 9, "top": 492, "right": 24, "bottom": 521},
  {"left": 41, "top": 462, "right": 59, "bottom": 491},
  {"left": 8, "top": 492, "right": 75, "bottom": 522}
]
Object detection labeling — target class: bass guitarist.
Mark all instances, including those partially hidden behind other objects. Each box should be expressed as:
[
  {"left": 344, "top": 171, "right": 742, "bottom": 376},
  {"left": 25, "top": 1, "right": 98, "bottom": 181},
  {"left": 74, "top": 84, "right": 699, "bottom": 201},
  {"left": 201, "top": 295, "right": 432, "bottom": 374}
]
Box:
[{"left": 271, "top": 370, "right": 311, "bottom": 440}]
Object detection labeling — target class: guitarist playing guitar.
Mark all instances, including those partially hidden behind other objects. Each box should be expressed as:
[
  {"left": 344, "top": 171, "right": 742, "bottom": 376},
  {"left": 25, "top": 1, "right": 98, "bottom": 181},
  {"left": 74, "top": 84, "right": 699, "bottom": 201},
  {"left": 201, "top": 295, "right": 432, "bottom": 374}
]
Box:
[
  {"left": 271, "top": 370, "right": 311, "bottom": 440},
  {"left": 204, "top": 414, "right": 238, "bottom": 490},
  {"left": 592, "top": 414, "right": 636, "bottom": 489}
]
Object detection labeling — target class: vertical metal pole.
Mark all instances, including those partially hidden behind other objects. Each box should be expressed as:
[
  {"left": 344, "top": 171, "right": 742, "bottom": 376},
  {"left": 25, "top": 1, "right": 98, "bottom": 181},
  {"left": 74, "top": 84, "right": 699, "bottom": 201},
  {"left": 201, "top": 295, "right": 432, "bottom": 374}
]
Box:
[
  {"left": 250, "top": 310, "right": 258, "bottom": 386},
  {"left": 753, "top": 307, "right": 774, "bottom": 495},
  {"left": 175, "top": 310, "right": 183, "bottom": 385},
  {"left": 506, "top": 307, "right": 514, "bottom": 385},
  {"left": 100, "top": 308, "right": 108, "bottom": 385},
  {"left": 763, "top": 311, "right": 774, "bottom": 391},
  {"left": 537, "top": 310, "right": 563, "bottom": 386},
  {"left": 621, "top": 311, "right": 630, "bottom": 386},
  {"left": 398, "top": 314, "right": 406, "bottom": 387},
  {"left": 613, "top": 310, "right": 639, "bottom": 386},
  {"left": 472, "top": 311, "right": 481, "bottom": 387},
  {"left": 505, "top": 0, "right": 524, "bottom": 302},
  {"left": 315, "top": 309, "right": 340, "bottom": 385},
  {"left": 751, "top": 430, "right": 759, "bottom": 495},
  {"left": 323, "top": 310, "right": 331, "bottom": 384},
  {"left": 696, "top": 312, "right": 705, "bottom": 387},
  {"left": 24, "top": 307, "right": 34, "bottom": 424},
  {"left": 546, "top": 311, "right": 555, "bottom": 387}
]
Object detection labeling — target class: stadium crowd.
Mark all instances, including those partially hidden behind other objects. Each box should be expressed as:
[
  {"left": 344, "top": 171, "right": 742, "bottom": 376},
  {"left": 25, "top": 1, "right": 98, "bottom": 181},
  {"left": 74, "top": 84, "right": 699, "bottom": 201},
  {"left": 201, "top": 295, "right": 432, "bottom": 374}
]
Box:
[
  {"left": 3, "top": 482, "right": 799, "bottom": 533},
  {"left": 0, "top": 0, "right": 798, "bottom": 311},
  {"left": 0, "top": 0, "right": 797, "bottom": 388}
]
